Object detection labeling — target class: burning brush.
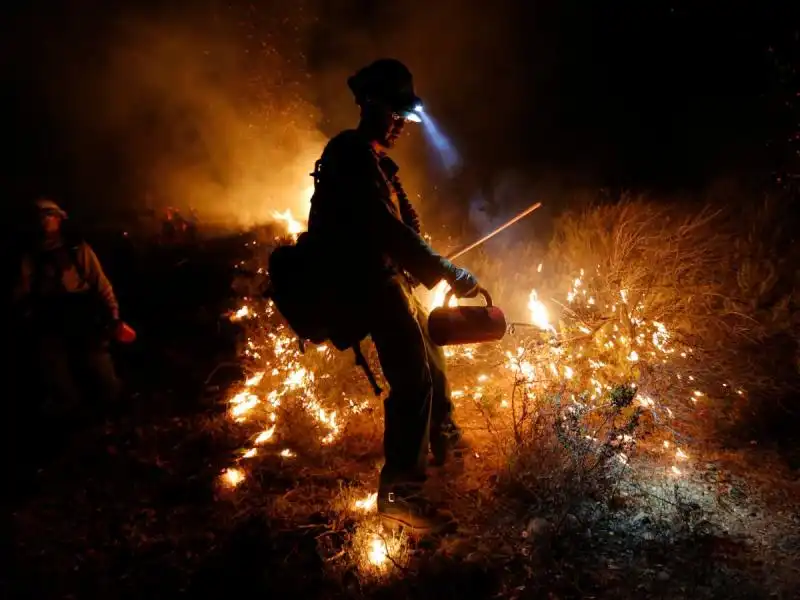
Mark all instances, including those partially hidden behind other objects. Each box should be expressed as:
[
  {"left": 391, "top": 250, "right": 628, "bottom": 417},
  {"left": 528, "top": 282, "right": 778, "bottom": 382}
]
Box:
[{"left": 215, "top": 201, "right": 751, "bottom": 572}]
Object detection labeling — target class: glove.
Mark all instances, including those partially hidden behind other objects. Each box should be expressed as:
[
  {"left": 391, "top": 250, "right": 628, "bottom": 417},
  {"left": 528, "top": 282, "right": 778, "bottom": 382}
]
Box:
[
  {"left": 442, "top": 261, "right": 480, "bottom": 298},
  {"left": 114, "top": 320, "right": 137, "bottom": 343}
]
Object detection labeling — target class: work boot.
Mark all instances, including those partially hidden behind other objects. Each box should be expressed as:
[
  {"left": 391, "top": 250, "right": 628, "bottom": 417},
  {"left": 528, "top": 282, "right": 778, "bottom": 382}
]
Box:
[
  {"left": 430, "top": 426, "right": 468, "bottom": 467},
  {"left": 378, "top": 486, "right": 457, "bottom": 535}
]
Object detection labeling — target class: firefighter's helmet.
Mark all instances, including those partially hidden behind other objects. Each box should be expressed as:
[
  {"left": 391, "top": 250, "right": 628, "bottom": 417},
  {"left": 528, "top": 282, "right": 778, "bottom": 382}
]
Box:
[{"left": 348, "top": 58, "right": 423, "bottom": 121}]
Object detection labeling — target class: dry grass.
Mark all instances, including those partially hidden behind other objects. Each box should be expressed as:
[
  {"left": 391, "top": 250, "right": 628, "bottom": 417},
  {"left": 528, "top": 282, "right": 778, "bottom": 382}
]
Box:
[{"left": 544, "top": 195, "right": 800, "bottom": 434}]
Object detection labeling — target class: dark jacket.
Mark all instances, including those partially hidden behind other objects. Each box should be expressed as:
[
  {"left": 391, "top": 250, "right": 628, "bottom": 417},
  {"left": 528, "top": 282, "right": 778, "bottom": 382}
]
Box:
[{"left": 307, "top": 129, "right": 446, "bottom": 296}]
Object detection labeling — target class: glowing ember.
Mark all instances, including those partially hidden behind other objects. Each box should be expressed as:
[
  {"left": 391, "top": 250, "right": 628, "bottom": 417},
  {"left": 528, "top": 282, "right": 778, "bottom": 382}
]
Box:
[{"left": 279, "top": 448, "right": 295, "bottom": 458}]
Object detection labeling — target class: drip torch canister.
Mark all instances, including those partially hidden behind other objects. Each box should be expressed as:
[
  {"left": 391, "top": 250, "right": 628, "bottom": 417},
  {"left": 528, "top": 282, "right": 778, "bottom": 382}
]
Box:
[{"left": 428, "top": 287, "right": 507, "bottom": 346}]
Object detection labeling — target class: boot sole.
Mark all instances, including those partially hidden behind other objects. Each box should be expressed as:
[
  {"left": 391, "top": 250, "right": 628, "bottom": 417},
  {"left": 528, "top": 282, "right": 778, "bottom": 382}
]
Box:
[
  {"left": 380, "top": 513, "right": 433, "bottom": 535},
  {"left": 379, "top": 513, "right": 457, "bottom": 536}
]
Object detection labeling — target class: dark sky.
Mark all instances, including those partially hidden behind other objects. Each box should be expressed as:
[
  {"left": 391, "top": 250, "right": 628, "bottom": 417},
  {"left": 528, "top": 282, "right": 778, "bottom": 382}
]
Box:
[{"left": 1, "top": 0, "right": 796, "bottom": 221}]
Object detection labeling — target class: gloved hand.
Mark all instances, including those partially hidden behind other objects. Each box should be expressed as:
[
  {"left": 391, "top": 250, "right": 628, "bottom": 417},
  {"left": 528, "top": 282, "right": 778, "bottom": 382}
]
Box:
[
  {"left": 441, "top": 260, "right": 480, "bottom": 298},
  {"left": 113, "top": 320, "right": 137, "bottom": 343}
]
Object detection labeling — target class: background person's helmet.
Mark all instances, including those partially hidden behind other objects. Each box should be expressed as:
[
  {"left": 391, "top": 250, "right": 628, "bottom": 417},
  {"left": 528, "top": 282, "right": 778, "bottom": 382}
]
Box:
[
  {"left": 348, "top": 58, "right": 423, "bottom": 122},
  {"left": 35, "top": 198, "right": 68, "bottom": 219}
]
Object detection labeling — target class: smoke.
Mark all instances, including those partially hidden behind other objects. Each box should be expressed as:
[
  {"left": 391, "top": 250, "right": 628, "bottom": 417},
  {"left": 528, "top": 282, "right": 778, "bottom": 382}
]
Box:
[
  {"left": 467, "top": 172, "right": 540, "bottom": 255},
  {"left": 4, "top": 0, "right": 780, "bottom": 233},
  {"left": 27, "top": 5, "right": 329, "bottom": 228},
  {"left": 7, "top": 0, "right": 584, "bottom": 236}
]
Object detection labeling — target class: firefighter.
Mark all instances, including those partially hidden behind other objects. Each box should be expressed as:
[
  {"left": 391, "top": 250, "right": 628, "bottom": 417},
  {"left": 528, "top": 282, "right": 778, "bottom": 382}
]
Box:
[
  {"left": 12, "top": 199, "right": 126, "bottom": 420},
  {"left": 307, "top": 59, "right": 479, "bottom": 534}
]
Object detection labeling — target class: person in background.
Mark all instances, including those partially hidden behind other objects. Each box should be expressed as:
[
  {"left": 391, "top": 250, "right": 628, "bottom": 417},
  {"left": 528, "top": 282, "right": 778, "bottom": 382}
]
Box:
[
  {"left": 161, "top": 207, "right": 178, "bottom": 244},
  {"left": 11, "top": 198, "right": 131, "bottom": 421}
]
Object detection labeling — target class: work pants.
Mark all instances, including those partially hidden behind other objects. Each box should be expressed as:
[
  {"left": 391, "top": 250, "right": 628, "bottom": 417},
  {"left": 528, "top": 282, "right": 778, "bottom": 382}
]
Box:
[
  {"left": 36, "top": 335, "right": 120, "bottom": 419},
  {"left": 368, "top": 279, "right": 457, "bottom": 491}
]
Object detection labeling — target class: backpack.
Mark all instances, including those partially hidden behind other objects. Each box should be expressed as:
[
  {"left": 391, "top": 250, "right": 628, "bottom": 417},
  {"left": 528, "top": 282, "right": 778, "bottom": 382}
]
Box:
[
  {"left": 266, "top": 232, "right": 382, "bottom": 395},
  {"left": 267, "top": 233, "right": 330, "bottom": 346}
]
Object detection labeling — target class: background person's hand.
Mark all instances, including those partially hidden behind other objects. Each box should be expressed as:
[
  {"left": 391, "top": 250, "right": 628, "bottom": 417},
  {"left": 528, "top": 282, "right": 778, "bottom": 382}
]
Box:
[{"left": 114, "top": 321, "right": 137, "bottom": 343}]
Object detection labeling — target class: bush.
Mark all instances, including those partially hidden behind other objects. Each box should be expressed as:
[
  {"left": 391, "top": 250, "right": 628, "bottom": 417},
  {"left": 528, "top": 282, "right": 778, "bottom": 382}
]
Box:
[{"left": 544, "top": 195, "right": 800, "bottom": 437}]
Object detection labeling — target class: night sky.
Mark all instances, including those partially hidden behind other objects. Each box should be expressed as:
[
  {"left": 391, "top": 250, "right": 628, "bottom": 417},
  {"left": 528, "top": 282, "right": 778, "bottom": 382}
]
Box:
[{"left": 1, "top": 1, "right": 796, "bottom": 220}]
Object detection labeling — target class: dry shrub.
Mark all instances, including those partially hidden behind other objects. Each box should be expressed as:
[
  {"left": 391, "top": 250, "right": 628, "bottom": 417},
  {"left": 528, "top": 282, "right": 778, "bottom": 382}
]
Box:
[
  {"left": 546, "top": 195, "right": 800, "bottom": 435},
  {"left": 500, "top": 382, "right": 641, "bottom": 517},
  {"left": 550, "top": 199, "right": 736, "bottom": 350}
]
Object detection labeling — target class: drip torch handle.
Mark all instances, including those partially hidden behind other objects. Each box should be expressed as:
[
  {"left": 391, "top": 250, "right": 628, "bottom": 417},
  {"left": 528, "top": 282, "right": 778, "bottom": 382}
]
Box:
[{"left": 443, "top": 286, "right": 493, "bottom": 308}]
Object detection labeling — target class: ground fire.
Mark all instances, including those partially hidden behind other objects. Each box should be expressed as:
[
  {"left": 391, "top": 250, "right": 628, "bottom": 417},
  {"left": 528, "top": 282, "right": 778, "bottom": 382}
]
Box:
[{"left": 217, "top": 211, "right": 730, "bottom": 575}]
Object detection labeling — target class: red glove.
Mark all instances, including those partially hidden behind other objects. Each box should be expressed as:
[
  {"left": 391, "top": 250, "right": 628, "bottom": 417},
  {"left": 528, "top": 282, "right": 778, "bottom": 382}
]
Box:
[{"left": 114, "top": 321, "right": 137, "bottom": 343}]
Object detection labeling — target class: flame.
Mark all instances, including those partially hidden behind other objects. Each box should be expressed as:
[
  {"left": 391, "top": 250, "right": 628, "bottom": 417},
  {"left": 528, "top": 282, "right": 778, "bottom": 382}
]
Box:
[
  {"left": 272, "top": 209, "right": 305, "bottom": 236},
  {"left": 231, "top": 305, "right": 251, "bottom": 321},
  {"left": 353, "top": 492, "right": 378, "bottom": 512},
  {"left": 254, "top": 426, "right": 276, "bottom": 444},
  {"left": 528, "top": 289, "right": 554, "bottom": 332},
  {"left": 429, "top": 280, "right": 458, "bottom": 310},
  {"left": 229, "top": 394, "right": 259, "bottom": 420},
  {"left": 368, "top": 537, "right": 388, "bottom": 566},
  {"left": 245, "top": 372, "right": 264, "bottom": 387},
  {"left": 221, "top": 468, "right": 245, "bottom": 488}
]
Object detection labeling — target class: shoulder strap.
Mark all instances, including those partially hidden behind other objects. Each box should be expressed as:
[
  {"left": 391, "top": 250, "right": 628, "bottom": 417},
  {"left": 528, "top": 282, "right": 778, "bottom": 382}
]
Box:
[{"left": 391, "top": 175, "right": 422, "bottom": 234}]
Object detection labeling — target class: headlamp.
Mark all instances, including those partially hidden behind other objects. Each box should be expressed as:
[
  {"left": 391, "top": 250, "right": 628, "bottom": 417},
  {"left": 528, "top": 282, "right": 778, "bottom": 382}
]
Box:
[{"left": 395, "top": 103, "right": 424, "bottom": 123}]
